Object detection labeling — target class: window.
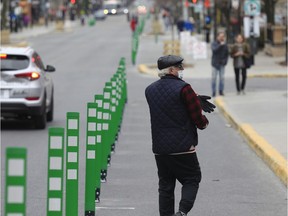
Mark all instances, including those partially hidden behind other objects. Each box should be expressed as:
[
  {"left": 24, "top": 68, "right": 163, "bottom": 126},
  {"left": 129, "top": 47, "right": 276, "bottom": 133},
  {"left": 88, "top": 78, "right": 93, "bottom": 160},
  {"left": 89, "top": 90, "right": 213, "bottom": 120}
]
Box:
[
  {"left": 32, "top": 53, "right": 45, "bottom": 70},
  {"left": 1, "top": 55, "right": 29, "bottom": 71}
]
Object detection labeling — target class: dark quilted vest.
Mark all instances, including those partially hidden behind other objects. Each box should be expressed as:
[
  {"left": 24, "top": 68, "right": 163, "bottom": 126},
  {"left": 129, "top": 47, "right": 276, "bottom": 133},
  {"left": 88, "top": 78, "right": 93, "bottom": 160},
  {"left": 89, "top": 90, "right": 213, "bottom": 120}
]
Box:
[{"left": 145, "top": 76, "right": 198, "bottom": 155}]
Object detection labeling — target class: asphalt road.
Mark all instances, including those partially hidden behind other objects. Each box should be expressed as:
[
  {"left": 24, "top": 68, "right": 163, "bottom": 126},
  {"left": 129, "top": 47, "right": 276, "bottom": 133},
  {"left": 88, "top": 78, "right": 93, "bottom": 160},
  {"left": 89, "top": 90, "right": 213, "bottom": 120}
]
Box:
[{"left": 1, "top": 15, "right": 287, "bottom": 216}]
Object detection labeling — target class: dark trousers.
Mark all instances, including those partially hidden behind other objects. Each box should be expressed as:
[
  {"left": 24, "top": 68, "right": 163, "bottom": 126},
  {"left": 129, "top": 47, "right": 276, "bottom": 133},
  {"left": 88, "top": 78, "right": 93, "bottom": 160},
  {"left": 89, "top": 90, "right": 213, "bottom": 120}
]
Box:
[
  {"left": 155, "top": 153, "right": 202, "bottom": 216},
  {"left": 234, "top": 68, "right": 247, "bottom": 92}
]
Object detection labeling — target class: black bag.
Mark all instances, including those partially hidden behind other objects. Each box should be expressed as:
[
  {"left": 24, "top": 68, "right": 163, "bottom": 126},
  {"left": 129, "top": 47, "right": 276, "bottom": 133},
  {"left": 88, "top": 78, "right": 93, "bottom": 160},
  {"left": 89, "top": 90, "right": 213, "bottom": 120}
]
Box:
[{"left": 243, "top": 56, "right": 253, "bottom": 69}]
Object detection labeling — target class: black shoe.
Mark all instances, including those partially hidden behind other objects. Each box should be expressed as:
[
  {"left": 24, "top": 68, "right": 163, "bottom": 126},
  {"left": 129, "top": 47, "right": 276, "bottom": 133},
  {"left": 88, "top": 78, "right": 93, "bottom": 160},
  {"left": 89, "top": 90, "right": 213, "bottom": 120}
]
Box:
[
  {"left": 212, "top": 92, "right": 216, "bottom": 97},
  {"left": 219, "top": 91, "right": 224, "bottom": 96}
]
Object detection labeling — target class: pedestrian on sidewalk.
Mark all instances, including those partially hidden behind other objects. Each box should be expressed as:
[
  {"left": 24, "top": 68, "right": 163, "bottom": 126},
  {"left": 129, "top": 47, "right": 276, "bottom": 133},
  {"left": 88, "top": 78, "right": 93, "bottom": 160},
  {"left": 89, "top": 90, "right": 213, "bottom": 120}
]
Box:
[
  {"left": 211, "top": 32, "right": 229, "bottom": 97},
  {"left": 230, "top": 34, "right": 251, "bottom": 95},
  {"left": 145, "top": 55, "right": 215, "bottom": 216}
]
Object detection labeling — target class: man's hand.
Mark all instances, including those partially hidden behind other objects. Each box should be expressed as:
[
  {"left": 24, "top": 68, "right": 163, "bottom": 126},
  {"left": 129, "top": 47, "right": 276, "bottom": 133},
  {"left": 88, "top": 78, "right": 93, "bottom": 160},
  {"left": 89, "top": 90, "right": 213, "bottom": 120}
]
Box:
[{"left": 197, "top": 95, "right": 216, "bottom": 113}]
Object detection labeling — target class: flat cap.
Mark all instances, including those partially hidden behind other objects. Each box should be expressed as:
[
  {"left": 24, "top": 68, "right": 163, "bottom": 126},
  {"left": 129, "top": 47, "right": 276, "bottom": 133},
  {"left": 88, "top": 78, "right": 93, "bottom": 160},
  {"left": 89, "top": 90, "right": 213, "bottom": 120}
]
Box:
[{"left": 157, "top": 55, "right": 184, "bottom": 70}]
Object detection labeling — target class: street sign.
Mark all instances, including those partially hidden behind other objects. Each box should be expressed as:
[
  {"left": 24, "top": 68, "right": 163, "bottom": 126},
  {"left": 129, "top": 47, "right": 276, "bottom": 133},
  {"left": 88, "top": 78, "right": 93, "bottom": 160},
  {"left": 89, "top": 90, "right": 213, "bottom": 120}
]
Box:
[
  {"left": 244, "top": 16, "right": 260, "bottom": 38},
  {"left": 244, "top": 0, "right": 261, "bottom": 16}
]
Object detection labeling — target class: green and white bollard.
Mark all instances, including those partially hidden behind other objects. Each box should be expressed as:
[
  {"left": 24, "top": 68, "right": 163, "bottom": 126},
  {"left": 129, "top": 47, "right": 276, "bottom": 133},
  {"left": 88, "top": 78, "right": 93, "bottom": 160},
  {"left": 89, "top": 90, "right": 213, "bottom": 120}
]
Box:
[
  {"left": 131, "top": 32, "right": 139, "bottom": 65},
  {"left": 117, "top": 57, "right": 127, "bottom": 104},
  {"left": 84, "top": 102, "right": 103, "bottom": 216},
  {"left": 110, "top": 78, "right": 119, "bottom": 153},
  {"left": 5, "top": 147, "right": 27, "bottom": 216},
  {"left": 47, "top": 128, "right": 65, "bottom": 216},
  {"left": 66, "top": 112, "right": 80, "bottom": 216},
  {"left": 102, "top": 85, "right": 113, "bottom": 179},
  {"left": 94, "top": 94, "right": 108, "bottom": 183},
  {"left": 120, "top": 60, "right": 128, "bottom": 104}
]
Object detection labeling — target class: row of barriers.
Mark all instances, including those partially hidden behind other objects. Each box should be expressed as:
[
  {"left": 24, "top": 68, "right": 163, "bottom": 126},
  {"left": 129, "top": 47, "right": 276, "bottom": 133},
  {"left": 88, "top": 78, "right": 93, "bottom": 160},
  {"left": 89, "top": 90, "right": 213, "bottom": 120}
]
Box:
[
  {"left": 131, "top": 15, "right": 147, "bottom": 65},
  {"left": 4, "top": 57, "right": 128, "bottom": 216}
]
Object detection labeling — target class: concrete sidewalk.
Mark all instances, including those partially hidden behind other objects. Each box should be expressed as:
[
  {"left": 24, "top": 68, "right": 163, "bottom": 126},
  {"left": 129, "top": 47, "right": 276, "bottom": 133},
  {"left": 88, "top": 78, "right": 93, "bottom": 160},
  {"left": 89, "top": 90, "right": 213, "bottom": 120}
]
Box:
[
  {"left": 3, "top": 19, "right": 80, "bottom": 46},
  {"left": 138, "top": 19, "right": 288, "bottom": 186}
]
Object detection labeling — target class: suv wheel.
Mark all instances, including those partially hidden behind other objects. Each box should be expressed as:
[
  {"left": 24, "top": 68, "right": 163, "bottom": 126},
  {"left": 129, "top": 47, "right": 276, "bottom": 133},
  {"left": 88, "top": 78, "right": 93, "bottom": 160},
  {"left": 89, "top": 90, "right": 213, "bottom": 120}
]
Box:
[
  {"left": 34, "top": 95, "right": 47, "bottom": 129},
  {"left": 34, "top": 112, "right": 47, "bottom": 129},
  {"left": 47, "top": 95, "right": 54, "bottom": 122}
]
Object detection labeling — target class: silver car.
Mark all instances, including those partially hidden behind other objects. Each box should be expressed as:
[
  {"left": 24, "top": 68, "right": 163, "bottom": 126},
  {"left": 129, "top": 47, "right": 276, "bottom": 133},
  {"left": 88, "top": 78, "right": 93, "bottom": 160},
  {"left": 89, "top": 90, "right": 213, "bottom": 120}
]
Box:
[{"left": 0, "top": 46, "right": 55, "bottom": 129}]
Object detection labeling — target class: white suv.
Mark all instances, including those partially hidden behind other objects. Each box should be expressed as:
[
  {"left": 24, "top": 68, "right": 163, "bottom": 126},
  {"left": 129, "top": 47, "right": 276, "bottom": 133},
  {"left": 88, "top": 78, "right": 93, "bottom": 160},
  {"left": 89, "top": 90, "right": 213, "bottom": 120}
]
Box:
[{"left": 0, "top": 46, "right": 55, "bottom": 129}]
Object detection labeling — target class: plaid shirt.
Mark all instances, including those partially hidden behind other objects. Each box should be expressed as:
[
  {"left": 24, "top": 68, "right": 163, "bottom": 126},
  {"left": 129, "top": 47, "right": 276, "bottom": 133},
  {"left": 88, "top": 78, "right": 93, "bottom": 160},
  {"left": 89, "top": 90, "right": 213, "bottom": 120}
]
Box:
[{"left": 181, "top": 84, "right": 209, "bottom": 129}]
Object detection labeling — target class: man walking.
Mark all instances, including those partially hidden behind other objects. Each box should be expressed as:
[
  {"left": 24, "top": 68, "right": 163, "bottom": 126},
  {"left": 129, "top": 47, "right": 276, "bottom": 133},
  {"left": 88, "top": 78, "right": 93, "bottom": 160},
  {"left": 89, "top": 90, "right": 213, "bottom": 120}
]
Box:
[
  {"left": 211, "top": 32, "right": 229, "bottom": 97},
  {"left": 145, "top": 55, "right": 214, "bottom": 216}
]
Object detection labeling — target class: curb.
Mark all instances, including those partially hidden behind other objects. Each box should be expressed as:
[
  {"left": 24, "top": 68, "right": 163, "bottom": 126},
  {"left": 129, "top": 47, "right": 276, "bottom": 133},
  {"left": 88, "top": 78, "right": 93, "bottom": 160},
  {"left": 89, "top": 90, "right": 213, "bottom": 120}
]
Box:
[
  {"left": 138, "top": 64, "right": 158, "bottom": 77},
  {"left": 1, "top": 41, "right": 29, "bottom": 47},
  {"left": 139, "top": 64, "right": 287, "bottom": 78},
  {"left": 248, "top": 73, "right": 288, "bottom": 78},
  {"left": 214, "top": 97, "right": 288, "bottom": 186}
]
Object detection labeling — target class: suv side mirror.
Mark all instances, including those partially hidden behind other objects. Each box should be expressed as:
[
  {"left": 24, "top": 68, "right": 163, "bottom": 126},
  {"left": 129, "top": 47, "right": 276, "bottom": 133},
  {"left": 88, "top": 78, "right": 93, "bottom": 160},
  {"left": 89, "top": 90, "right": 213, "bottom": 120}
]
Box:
[{"left": 46, "top": 65, "right": 56, "bottom": 72}]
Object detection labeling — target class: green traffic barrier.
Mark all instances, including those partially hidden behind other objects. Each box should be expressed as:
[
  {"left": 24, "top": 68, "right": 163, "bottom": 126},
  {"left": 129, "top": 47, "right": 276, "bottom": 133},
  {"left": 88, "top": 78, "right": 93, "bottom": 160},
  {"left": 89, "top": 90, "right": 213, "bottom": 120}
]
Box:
[
  {"left": 84, "top": 102, "right": 103, "bottom": 216},
  {"left": 110, "top": 78, "right": 118, "bottom": 139},
  {"left": 88, "top": 18, "right": 96, "bottom": 26},
  {"left": 118, "top": 57, "right": 127, "bottom": 103},
  {"left": 131, "top": 31, "right": 139, "bottom": 65},
  {"left": 5, "top": 147, "right": 27, "bottom": 216},
  {"left": 118, "top": 57, "right": 125, "bottom": 70},
  {"left": 139, "top": 17, "right": 145, "bottom": 34},
  {"left": 47, "top": 127, "right": 65, "bottom": 216},
  {"left": 66, "top": 112, "right": 80, "bottom": 216},
  {"left": 93, "top": 95, "right": 105, "bottom": 202},
  {"left": 117, "top": 57, "right": 127, "bottom": 121},
  {"left": 131, "top": 17, "right": 146, "bottom": 65},
  {"left": 3, "top": 58, "right": 128, "bottom": 216},
  {"left": 111, "top": 75, "right": 122, "bottom": 137},
  {"left": 94, "top": 104, "right": 103, "bottom": 203},
  {"left": 94, "top": 94, "right": 107, "bottom": 184},
  {"left": 103, "top": 83, "right": 114, "bottom": 169},
  {"left": 116, "top": 67, "right": 127, "bottom": 112}
]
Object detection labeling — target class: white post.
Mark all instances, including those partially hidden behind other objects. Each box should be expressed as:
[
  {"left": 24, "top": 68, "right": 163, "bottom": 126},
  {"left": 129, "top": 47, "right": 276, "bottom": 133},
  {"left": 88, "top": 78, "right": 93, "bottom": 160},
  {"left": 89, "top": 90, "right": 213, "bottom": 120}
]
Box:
[{"left": 182, "top": 0, "right": 188, "bottom": 21}]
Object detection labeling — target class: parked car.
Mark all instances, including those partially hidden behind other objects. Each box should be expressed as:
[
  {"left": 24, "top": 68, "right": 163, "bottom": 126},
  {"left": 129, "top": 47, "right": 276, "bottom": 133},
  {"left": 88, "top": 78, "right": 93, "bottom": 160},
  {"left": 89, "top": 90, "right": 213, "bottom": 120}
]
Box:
[
  {"left": 0, "top": 46, "right": 56, "bottom": 129},
  {"left": 94, "top": 9, "right": 107, "bottom": 20}
]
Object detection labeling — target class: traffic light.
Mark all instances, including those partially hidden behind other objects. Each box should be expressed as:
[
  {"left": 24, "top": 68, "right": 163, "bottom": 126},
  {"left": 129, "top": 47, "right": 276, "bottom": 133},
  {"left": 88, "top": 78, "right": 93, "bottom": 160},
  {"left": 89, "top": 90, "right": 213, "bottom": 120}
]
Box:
[
  {"left": 192, "top": 0, "right": 197, "bottom": 3},
  {"left": 70, "top": 0, "right": 76, "bottom": 4}
]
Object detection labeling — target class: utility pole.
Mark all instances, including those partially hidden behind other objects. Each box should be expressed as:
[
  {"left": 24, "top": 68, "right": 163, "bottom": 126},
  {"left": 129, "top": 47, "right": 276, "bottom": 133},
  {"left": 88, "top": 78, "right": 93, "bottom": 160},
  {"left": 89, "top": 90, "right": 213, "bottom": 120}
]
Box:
[
  {"left": 285, "top": 1, "right": 288, "bottom": 65},
  {"left": 213, "top": 0, "right": 217, "bottom": 40},
  {"left": 182, "top": 0, "right": 188, "bottom": 21}
]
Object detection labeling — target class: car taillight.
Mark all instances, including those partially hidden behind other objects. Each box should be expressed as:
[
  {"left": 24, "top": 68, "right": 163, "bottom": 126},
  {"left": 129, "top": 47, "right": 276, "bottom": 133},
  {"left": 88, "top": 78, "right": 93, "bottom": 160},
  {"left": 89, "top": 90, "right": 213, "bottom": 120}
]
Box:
[
  {"left": 15, "top": 72, "right": 40, "bottom": 81},
  {"left": 25, "top": 97, "right": 40, "bottom": 101},
  {"left": 0, "top": 54, "right": 7, "bottom": 58}
]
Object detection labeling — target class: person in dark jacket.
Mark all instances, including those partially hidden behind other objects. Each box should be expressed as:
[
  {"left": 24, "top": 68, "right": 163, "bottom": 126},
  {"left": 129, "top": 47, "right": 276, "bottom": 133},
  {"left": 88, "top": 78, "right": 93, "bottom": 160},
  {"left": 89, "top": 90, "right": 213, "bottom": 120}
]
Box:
[
  {"left": 145, "top": 55, "right": 215, "bottom": 216},
  {"left": 211, "top": 32, "right": 229, "bottom": 97},
  {"left": 230, "top": 34, "right": 251, "bottom": 95}
]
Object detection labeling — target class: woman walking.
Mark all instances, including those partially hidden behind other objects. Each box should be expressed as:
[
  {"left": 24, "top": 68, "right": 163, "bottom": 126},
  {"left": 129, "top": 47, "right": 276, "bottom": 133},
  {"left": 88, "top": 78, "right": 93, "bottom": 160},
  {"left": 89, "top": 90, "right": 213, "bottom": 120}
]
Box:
[{"left": 230, "top": 34, "right": 251, "bottom": 95}]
